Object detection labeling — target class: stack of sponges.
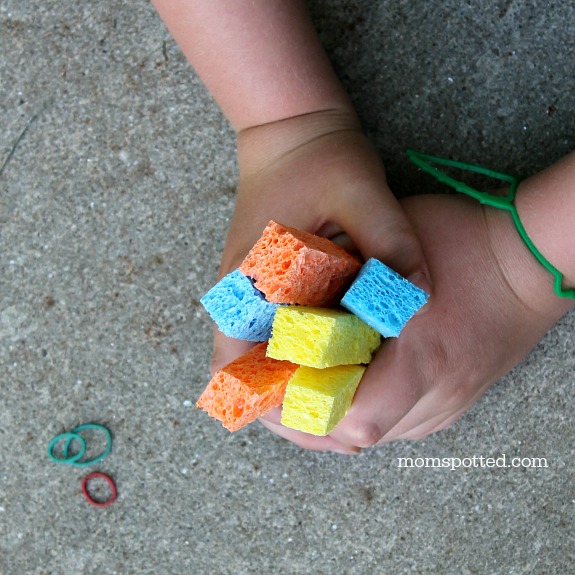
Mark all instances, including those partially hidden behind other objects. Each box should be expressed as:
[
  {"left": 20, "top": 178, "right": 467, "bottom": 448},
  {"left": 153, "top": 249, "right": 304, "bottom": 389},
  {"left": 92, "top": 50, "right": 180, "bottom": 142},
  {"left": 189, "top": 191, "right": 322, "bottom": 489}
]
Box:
[{"left": 198, "top": 220, "right": 428, "bottom": 436}]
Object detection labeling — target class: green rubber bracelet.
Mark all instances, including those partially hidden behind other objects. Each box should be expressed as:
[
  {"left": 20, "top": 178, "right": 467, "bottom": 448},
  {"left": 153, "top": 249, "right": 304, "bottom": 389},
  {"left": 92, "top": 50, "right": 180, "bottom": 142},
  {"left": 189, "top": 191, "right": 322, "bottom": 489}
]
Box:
[{"left": 406, "top": 149, "right": 575, "bottom": 300}]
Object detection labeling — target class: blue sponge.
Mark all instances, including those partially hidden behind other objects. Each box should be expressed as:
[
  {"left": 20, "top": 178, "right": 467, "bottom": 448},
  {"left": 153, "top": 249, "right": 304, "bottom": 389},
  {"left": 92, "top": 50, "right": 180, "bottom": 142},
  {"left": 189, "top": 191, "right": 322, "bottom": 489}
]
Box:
[
  {"left": 200, "top": 269, "right": 279, "bottom": 341},
  {"left": 340, "top": 258, "right": 429, "bottom": 337}
]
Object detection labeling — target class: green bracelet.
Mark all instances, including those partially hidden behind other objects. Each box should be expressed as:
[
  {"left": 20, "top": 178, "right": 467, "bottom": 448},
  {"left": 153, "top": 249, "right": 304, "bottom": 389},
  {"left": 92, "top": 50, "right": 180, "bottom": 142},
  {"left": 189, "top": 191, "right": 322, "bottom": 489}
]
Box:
[{"left": 406, "top": 149, "right": 575, "bottom": 300}]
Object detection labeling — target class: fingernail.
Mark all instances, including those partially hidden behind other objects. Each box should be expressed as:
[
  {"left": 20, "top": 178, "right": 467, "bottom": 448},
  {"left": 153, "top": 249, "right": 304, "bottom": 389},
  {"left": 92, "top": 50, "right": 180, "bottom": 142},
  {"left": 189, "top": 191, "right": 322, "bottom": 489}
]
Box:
[{"left": 332, "top": 447, "right": 362, "bottom": 455}]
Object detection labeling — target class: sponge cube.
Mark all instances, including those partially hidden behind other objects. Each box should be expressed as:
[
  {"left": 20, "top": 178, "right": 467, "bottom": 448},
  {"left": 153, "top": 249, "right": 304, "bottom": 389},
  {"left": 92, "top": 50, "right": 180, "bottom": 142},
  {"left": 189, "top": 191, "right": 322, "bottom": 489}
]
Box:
[
  {"left": 197, "top": 342, "right": 298, "bottom": 432},
  {"left": 281, "top": 364, "right": 366, "bottom": 436},
  {"left": 239, "top": 220, "right": 361, "bottom": 306},
  {"left": 200, "top": 269, "right": 279, "bottom": 341},
  {"left": 341, "top": 258, "right": 429, "bottom": 337},
  {"left": 266, "top": 306, "right": 380, "bottom": 368}
]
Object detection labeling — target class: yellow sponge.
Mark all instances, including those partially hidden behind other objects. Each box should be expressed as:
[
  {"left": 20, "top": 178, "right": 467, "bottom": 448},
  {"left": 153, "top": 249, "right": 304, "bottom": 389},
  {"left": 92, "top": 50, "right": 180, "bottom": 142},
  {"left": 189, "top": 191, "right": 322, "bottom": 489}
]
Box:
[
  {"left": 281, "top": 365, "right": 366, "bottom": 435},
  {"left": 266, "top": 306, "right": 380, "bottom": 368}
]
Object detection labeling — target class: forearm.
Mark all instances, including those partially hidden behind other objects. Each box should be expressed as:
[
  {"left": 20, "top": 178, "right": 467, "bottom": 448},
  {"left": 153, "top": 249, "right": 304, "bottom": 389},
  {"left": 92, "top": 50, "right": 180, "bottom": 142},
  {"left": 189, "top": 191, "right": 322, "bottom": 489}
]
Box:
[{"left": 150, "top": 0, "right": 355, "bottom": 131}]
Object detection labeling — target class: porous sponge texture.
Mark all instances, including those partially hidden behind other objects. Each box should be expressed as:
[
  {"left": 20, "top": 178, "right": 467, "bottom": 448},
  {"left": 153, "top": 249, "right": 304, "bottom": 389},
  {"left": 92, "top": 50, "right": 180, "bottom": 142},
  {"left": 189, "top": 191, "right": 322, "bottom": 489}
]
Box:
[
  {"left": 341, "top": 258, "right": 429, "bottom": 338},
  {"left": 200, "top": 269, "right": 279, "bottom": 341},
  {"left": 266, "top": 306, "right": 381, "bottom": 368},
  {"left": 281, "top": 365, "right": 366, "bottom": 436},
  {"left": 196, "top": 342, "right": 298, "bottom": 432},
  {"left": 239, "top": 221, "right": 361, "bottom": 306}
]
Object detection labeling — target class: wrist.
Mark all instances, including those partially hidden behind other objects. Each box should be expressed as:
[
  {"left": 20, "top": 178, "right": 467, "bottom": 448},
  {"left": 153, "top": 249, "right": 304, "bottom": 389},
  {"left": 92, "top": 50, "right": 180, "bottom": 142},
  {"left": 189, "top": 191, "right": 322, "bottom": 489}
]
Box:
[
  {"left": 514, "top": 153, "right": 575, "bottom": 292},
  {"left": 223, "top": 108, "right": 402, "bottom": 275},
  {"left": 406, "top": 149, "right": 575, "bottom": 311},
  {"left": 485, "top": 203, "right": 575, "bottom": 322},
  {"left": 236, "top": 107, "right": 362, "bottom": 177}
]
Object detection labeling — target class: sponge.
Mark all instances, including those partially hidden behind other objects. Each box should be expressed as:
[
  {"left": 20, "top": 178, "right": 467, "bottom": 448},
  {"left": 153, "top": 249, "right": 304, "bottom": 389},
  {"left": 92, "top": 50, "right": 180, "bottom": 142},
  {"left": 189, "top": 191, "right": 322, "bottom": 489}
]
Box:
[
  {"left": 266, "top": 306, "right": 380, "bottom": 368},
  {"left": 239, "top": 221, "right": 361, "bottom": 306},
  {"left": 341, "top": 258, "right": 429, "bottom": 337},
  {"left": 200, "top": 269, "right": 279, "bottom": 341},
  {"left": 197, "top": 342, "right": 298, "bottom": 432},
  {"left": 281, "top": 364, "right": 366, "bottom": 436}
]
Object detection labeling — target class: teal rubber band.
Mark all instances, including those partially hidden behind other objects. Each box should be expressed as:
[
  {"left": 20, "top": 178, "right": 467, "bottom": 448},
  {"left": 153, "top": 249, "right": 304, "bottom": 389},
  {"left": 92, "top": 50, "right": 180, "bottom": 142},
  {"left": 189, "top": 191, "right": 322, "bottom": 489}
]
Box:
[
  {"left": 406, "top": 149, "right": 575, "bottom": 300},
  {"left": 67, "top": 424, "right": 113, "bottom": 467},
  {"left": 48, "top": 432, "right": 87, "bottom": 465},
  {"left": 48, "top": 424, "right": 113, "bottom": 467}
]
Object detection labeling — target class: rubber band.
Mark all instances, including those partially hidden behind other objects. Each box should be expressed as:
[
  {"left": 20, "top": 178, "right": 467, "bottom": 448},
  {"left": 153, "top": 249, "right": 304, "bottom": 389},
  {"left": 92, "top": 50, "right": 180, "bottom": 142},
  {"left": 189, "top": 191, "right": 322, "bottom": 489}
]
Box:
[
  {"left": 48, "top": 432, "right": 87, "bottom": 464},
  {"left": 67, "top": 424, "right": 113, "bottom": 467},
  {"left": 81, "top": 472, "right": 117, "bottom": 507},
  {"left": 47, "top": 423, "right": 113, "bottom": 467},
  {"left": 406, "top": 149, "right": 575, "bottom": 300}
]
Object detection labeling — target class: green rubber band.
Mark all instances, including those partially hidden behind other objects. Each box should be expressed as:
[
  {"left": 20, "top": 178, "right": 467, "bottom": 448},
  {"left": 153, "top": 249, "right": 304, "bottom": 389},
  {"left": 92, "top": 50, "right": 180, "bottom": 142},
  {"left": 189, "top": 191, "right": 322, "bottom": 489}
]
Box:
[
  {"left": 67, "top": 424, "right": 113, "bottom": 467},
  {"left": 406, "top": 149, "right": 575, "bottom": 300},
  {"left": 47, "top": 424, "right": 113, "bottom": 467},
  {"left": 48, "top": 432, "right": 87, "bottom": 464}
]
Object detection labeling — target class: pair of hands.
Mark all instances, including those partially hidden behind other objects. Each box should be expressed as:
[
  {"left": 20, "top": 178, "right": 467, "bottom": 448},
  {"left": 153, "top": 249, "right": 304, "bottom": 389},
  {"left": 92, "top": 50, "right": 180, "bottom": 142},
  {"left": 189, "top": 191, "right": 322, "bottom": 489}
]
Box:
[{"left": 209, "top": 111, "right": 571, "bottom": 454}]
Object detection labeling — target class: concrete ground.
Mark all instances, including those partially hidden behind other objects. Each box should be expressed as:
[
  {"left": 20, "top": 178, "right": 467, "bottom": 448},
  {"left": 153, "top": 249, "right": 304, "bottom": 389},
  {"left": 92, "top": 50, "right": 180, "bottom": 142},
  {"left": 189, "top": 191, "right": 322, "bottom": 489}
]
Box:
[{"left": 1, "top": 1, "right": 574, "bottom": 573}]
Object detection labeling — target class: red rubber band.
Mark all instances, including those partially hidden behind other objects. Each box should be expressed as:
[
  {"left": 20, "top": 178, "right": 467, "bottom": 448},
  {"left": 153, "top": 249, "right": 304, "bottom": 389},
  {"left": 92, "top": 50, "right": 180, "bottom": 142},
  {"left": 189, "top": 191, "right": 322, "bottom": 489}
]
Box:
[{"left": 81, "top": 472, "right": 117, "bottom": 507}]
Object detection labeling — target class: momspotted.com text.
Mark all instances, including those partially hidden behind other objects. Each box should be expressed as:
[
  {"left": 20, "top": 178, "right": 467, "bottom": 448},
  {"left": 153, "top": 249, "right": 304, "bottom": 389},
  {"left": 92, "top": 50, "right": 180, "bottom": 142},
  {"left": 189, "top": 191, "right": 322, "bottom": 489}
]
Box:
[{"left": 397, "top": 454, "right": 548, "bottom": 471}]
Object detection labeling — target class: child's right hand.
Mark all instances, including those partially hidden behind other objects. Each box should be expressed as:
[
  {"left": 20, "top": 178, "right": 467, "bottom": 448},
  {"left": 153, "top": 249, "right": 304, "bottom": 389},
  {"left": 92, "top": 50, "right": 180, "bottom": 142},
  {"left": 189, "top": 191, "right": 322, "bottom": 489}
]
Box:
[{"left": 258, "top": 193, "right": 574, "bottom": 452}]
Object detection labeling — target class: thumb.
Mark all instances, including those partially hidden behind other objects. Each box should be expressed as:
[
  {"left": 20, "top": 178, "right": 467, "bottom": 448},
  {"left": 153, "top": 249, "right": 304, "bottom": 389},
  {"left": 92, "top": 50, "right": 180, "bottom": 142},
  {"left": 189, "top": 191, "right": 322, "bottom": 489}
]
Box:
[{"left": 333, "top": 180, "right": 431, "bottom": 294}]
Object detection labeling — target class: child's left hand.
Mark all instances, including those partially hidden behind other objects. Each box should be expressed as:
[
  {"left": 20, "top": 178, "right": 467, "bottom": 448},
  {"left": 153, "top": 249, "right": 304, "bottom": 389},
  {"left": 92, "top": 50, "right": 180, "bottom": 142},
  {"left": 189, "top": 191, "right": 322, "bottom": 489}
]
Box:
[{"left": 210, "top": 110, "right": 429, "bottom": 376}]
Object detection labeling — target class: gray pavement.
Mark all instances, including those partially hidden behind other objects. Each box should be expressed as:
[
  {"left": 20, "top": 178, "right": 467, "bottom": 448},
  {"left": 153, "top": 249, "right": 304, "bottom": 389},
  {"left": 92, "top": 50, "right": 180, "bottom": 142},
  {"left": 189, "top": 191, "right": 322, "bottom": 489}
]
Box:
[{"left": 1, "top": 1, "right": 574, "bottom": 574}]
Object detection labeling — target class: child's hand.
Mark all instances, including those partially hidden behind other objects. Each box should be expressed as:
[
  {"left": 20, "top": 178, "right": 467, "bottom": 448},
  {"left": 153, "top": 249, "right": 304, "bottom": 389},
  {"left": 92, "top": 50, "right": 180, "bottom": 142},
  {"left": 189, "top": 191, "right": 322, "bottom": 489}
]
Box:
[
  {"left": 257, "top": 193, "right": 574, "bottom": 453},
  {"left": 152, "top": 2, "right": 574, "bottom": 452},
  {"left": 210, "top": 109, "right": 429, "bottom": 372}
]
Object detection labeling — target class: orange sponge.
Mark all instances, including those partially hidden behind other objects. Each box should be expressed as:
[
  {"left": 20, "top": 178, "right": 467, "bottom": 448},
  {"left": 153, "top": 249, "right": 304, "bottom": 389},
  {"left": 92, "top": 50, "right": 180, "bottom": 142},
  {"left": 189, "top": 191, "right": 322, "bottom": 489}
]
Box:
[
  {"left": 196, "top": 342, "right": 298, "bottom": 432},
  {"left": 239, "top": 221, "right": 361, "bottom": 306}
]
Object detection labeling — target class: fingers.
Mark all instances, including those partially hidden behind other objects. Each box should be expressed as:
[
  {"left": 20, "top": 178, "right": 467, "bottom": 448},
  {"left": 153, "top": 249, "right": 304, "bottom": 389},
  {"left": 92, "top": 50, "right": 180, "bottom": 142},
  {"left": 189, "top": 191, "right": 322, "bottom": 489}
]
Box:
[
  {"left": 258, "top": 408, "right": 361, "bottom": 454},
  {"left": 330, "top": 164, "right": 430, "bottom": 288},
  {"left": 257, "top": 331, "right": 435, "bottom": 451},
  {"left": 255, "top": 337, "right": 425, "bottom": 451},
  {"left": 385, "top": 408, "right": 467, "bottom": 443},
  {"left": 376, "top": 391, "right": 458, "bottom": 444},
  {"left": 327, "top": 326, "right": 427, "bottom": 448},
  {"left": 381, "top": 376, "right": 495, "bottom": 443}
]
